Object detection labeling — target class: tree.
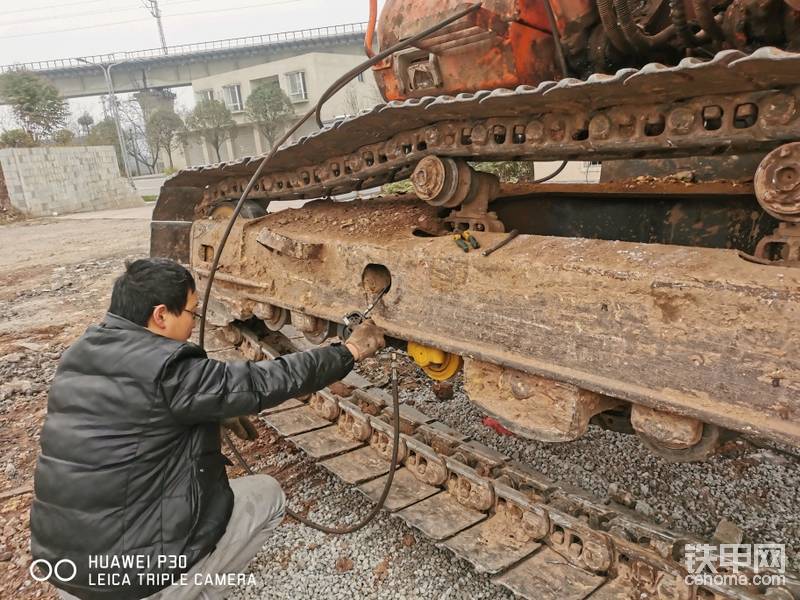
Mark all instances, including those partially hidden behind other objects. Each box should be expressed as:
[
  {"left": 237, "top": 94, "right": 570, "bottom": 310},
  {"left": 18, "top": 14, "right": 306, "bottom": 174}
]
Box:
[
  {"left": 0, "top": 129, "right": 35, "bottom": 148},
  {"left": 118, "top": 100, "right": 159, "bottom": 175},
  {"left": 245, "top": 83, "right": 294, "bottom": 150},
  {"left": 52, "top": 128, "right": 75, "bottom": 146},
  {"left": 146, "top": 110, "right": 184, "bottom": 170},
  {"left": 473, "top": 161, "right": 537, "bottom": 182},
  {"left": 0, "top": 71, "right": 69, "bottom": 141},
  {"left": 186, "top": 99, "right": 235, "bottom": 162},
  {"left": 77, "top": 112, "right": 94, "bottom": 136}
]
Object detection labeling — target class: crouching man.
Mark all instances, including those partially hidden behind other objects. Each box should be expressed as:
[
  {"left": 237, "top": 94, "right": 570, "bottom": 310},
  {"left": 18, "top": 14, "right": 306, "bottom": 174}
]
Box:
[{"left": 29, "top": 258, "right": 385, "bottom": 600}]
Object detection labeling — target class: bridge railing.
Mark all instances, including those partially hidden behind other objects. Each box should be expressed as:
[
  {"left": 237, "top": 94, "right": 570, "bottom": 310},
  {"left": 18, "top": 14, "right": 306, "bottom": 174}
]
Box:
[{"left": 0, "top": 22, "right": 367, "bottom": 73}]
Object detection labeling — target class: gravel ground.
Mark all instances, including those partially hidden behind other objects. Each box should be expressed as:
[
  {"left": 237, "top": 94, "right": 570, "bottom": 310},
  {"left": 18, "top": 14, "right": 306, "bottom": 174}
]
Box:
[
  {"left": 230, "top": 452, "right": 513, "bottom": 600},
  {"left": 377, "top": 354, "right": 800, "bottom": 570},
  {"left": 222, "top": 350, "right": 799, "bottom": 600}
]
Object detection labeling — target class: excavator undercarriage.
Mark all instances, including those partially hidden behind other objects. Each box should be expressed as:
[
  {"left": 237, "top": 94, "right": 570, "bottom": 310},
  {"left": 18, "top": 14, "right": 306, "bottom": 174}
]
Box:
[
  {"left": 151, "top": 1, "right": 800, "bottom": 595},
  {"left": 152, "top": 46, "right": 800, "bottom": 462}
]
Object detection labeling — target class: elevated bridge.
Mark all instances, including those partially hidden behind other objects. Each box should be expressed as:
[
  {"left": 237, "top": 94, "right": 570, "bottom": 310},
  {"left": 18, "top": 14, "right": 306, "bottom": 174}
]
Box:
[{"left": 0, "top": 23, "right": 367, "bottom": 100}]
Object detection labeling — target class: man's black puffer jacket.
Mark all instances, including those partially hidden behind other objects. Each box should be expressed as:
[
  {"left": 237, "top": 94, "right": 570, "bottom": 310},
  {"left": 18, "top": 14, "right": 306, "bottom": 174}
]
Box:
[{"left": 30, "top": 313, "right": 354, "bottom": 600}]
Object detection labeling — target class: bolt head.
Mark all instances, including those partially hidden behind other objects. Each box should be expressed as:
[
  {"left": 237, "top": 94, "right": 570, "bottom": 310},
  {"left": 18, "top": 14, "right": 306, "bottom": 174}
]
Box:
[
  {"left": 667, "top": 108, "right": 695, "bottom": 134},
  {"left": 761, "top": 93, "right": 798, "bottom": 126},
  {"left": 525, "top": 120, "right": 544, "bottom": 142},
  {"left": 773, "top": 165, "right": 800, "bottom": 193},
  {"left": 471, "top": 124, "right": 488, "bottom": 144},
  {"left": 588, "top": 114, "right": 612, "bottom": 140}
]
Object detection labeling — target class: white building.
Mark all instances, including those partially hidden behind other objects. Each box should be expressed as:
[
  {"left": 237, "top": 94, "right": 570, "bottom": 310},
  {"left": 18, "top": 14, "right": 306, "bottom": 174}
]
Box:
[{"left": 183, "top": 51, "right": 383, "bottom": 166}]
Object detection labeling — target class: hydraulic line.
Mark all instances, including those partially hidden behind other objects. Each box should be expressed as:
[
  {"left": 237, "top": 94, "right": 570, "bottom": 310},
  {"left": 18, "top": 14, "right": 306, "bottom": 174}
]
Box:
[
  {"left": 542, "top": 0, "right": 570, "bottom": 77},
  {"left": 314, "top": 3, "right": 482, "bottom": 128},
  {"left": 198, "top": 1, "right": 482, "bottom": 347},
  {"left": 200, "top": 2, "right": 482, "bottom": 535},
  {"left": 364, "top": 0, "right": 378, "bottom": 58},
  {"left": 532, "top": 160, "right": 568, "bottom": 184},
  {"left": 224, "top": 348, "right": 402, "bottom": 535}
]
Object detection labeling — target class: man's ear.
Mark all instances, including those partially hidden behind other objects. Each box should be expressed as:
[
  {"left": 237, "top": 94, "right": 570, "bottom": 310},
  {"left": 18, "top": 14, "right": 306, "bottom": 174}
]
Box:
[{"left": 150, "top": 304, "right": 168, "bottom": 329}]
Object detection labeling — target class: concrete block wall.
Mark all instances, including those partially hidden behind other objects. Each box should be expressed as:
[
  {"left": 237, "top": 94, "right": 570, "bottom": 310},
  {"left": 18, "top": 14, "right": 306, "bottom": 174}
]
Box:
[
  {"left": 0, "top": 146, "right": 143, "bottom": 217},
  {"left": 0, "top": 162, "right": 9, "bottom": 212}
]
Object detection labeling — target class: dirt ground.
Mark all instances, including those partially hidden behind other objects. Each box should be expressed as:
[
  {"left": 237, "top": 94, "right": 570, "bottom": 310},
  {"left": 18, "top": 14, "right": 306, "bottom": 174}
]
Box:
[{"left": 0, "top": 213, "right": 152, "bottom": 598}]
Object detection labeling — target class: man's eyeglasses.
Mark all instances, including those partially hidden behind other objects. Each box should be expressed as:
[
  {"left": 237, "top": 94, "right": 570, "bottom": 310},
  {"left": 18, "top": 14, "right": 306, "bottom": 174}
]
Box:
[{"left": 183, "top": 307, "right": 202, "bottom": 318}]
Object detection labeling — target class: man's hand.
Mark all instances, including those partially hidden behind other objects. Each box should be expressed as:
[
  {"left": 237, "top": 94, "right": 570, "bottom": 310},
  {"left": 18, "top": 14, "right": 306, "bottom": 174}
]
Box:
[
  {"left": 222, "top": 416, "right": 259, "bottom": 441},
  {"left": 344, "top": 319, "right": 385, "bottom": 361}
]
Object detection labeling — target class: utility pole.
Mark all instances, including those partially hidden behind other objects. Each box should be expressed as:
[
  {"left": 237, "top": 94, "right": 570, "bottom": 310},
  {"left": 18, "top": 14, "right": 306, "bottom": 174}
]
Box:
[
  {"left": 76, "top": 58, "right": 133, "bottom": 183},
  {"left": 142, "top": 0, "right": 168, "bottom": 54}
]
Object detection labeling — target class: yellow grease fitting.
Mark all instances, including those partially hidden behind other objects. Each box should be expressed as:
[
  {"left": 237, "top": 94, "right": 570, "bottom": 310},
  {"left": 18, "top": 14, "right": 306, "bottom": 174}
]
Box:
[{"left": 407, "top": 341, "right": 463, "bottom": 381}]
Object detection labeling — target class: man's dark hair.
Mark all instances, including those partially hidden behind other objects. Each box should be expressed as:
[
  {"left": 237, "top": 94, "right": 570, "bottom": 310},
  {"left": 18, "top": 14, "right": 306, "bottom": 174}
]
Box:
[{"left": 109, "top": 258, "right": 196, "bottom": 326}]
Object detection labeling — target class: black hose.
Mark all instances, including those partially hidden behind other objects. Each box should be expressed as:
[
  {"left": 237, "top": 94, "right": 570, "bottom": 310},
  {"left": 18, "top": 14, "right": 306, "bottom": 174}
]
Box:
[
  {"left": 223, "top": 352, "right": 402, "bottom": 534},
  {"left": 198, "top": 2, "right": 482, "bottom": 348},
  {"left": 314, "top": 3, "right": 482, "bottom": 128},
  {"left": 542, "top": 0, "right": 571, "bottom": 77},
  {"left": 206, "top": 5, "right": 483, "bottom": 535},
  {"left": 532, "top": 160, "right": 569, "bottom": 184}
]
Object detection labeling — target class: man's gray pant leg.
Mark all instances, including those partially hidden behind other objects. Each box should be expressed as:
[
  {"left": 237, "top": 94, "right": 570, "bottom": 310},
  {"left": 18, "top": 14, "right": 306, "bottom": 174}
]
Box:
[{"left": 150, "top": 474, "right": 285, "bottom": 600}]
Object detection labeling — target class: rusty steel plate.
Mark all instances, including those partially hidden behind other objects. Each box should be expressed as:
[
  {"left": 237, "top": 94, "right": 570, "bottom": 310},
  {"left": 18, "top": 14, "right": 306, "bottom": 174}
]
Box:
[
  {"left": 358, "top": 468, "right": 439, "bottom": 512},
  {"left": 729, "top": 47, "right": 800, "bottom": 89},
  {"left": 493, "top": 547, "right": 605, "bottom": 600},
  {"left": 398, "top": 492, "right": 487, "bottom": 541},
  {"left": 262, "top": 405, "right": 331, "bottom": 437},
  {"left": 319, "top": 445, "right": 398, "bottom": 484},
  {"left": 620, "top": 52, "right": 748, "bottom": 100},
  {"left": 288, "top": 426, "right": 363, "bottom": 460},
  {"left": 442, "top": 516, "right": 542, "bottom": 574},
  {"left": 260, "top": 397, "right": 304, "bottom": 415}
]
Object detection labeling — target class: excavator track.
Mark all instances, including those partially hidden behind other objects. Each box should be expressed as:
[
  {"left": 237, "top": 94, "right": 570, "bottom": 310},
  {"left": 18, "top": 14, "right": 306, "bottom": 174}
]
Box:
[
  {"left": 222, "top": 322, "right": 799, "bottom": 600},
  {"left": 155, "top": 47, "right": 800, "bottom": 220}
]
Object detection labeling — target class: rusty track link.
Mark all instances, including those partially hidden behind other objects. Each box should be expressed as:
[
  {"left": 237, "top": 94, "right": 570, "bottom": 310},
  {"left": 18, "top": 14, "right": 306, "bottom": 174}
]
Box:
[
  {"left": 161, "top": 47, "right": 800, "bottom": 214},
  {"left": 228, "top": 323, "right": 799, "bottom": 600}
]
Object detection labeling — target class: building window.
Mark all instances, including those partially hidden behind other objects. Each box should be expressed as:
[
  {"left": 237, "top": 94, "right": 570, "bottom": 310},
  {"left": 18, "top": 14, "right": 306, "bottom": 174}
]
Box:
[
  {"left": 196, "top": 89, "right": 214, "bottom": 103},
  {"left": 285, "top": 71, "right": 308, "bottom": 102},
  {"left": 222, "top": 84, "right": 243, "bottom": 111}
]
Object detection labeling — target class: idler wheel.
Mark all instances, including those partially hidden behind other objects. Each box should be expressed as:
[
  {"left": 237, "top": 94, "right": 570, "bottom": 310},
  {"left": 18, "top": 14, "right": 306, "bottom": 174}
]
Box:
[
  {"left": 407, "top": 341, "right": 462, "bottom": 381},
  {"left": 755, "top": 143, "right": 800, "bottom": 222}
]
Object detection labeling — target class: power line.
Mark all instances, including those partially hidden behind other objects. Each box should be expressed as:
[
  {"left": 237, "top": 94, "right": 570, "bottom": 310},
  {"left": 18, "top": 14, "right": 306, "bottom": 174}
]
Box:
[
  {"left": 1, "top": 17, "right": 151, "bottom": 39},
  {"left": 0, "top": 0, "right": 206, "bottom": 27},
  {"left": 164, "top": 0, "right": 302, "bottom": 18},
  {"left": 2, "top": 0, "right": 119, "bottom": 16},
  {"left": 2, "top": 0, "right": 305, "bottom": 38},
  {"left": 0, "top": 5, "right": 142, "bottom": 27}
]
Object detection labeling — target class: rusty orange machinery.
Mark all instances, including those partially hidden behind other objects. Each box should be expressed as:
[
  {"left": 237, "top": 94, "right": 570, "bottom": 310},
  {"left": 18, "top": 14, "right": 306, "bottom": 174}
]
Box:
[
  {"left": 368, "top": 0, "right": 800, "bottom": 100},
  {"left": 369, "top": 0, "right": 577, "bottom": 98}
]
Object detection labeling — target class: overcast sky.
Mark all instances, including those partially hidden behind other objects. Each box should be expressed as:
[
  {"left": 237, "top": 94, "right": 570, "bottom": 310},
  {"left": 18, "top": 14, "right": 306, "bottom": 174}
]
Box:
[{"left": 0, "top": 0, "right": 384, "bottom": 124}]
